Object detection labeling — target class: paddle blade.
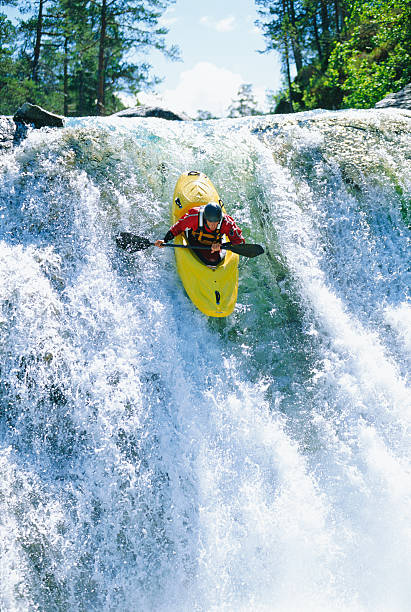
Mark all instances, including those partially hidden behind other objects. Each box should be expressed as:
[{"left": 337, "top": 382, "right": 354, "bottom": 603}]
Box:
[
  {"left": 116, "top": 232, "right": 153, "bottom": 253},
  {"left": 224, "top": 243, "right": 265, "bottom": 258}
]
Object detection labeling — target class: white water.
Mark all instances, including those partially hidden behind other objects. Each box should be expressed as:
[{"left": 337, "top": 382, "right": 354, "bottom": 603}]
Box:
[{"left": 0, "top": 109, "right": 410, "bottom": 611}]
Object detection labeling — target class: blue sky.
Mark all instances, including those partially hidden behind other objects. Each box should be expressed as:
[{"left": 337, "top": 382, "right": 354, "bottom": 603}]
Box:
[
  {"left": 3, "top": 0, "right": 283, "bottom": 118},
  {"left": 143, "top": 0, "right": 283, "bottom": 117}
]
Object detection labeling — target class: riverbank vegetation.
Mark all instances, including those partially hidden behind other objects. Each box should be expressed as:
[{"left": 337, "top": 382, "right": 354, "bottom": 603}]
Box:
[
  {"left": 255, "top": 0, "right": 411, "bottom": 112},
  {"left": 0, "top": 0, "right": 178, "bottom": 116},
  {"left": 0, "top": 1, "right": 409, "bottom": 117}
]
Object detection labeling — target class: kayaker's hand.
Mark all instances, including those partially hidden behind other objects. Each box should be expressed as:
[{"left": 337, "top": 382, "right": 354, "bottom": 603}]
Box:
[
  {"left": 155, "top": 240, "right": 165, "bottom": 248},
  {"left": 211, "top": 242, "right": 221, "bottom": 253}
]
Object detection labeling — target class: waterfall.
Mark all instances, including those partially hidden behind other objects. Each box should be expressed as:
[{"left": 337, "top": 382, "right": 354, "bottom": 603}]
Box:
[{"left": 0, "top": 109, "right": 410, "bottom": 611}]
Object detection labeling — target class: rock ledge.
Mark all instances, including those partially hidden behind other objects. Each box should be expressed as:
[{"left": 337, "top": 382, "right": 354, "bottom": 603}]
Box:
[
  {"left": 375, "top": 84, "right": 411, "bottom": 110},
  {"left": 13, "top": 102, "right": 65, "bottom": 128},
  {"left": 113, "top": 105, "right": 191, "bottom": 121}
]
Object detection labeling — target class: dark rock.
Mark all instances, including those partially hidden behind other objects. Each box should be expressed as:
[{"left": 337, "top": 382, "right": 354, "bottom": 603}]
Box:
[
  {"left": 274, "top": 98, "right": 294, "bottom": 114},
  {"left": 113, "top": 105, "right": 191, "bottom": 121},
  {"left": 13, "top": 102, "right": 65, "bottom": 128},
  {"left": 0, "top": 117, "right": 15, "bottom": 152},
  {"left": 375, "top": 83, "right": 411, "bottom": 110},
  {"left": 0, "top": 103, "right": 65, "bottom": 152}
]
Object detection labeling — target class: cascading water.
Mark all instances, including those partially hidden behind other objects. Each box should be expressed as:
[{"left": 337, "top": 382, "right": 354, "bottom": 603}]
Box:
[{"left": 0, "top": 108, "right": 410, "bottom": 611}]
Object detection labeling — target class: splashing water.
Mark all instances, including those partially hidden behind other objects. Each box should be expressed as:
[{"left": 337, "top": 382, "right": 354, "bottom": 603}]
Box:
[{"left": 0, "top": 109, "right": 410, "bottom": 611}]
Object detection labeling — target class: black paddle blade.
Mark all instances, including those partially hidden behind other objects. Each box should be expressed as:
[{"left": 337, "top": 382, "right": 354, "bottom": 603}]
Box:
[
  {"left": 116, "top": 232, "right": 153, "bottom": 253},
  {"left": 224, "top": 243, "right": 265, "bottom": 258}
]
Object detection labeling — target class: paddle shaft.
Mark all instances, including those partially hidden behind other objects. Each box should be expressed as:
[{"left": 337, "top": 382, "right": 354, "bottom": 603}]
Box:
[
  {"left": 160, "top": 242, "right": 264, "bottom": 257},
  {"left": 160, "top": 242, "right": 225, "bottom": 251},
  {"left": 116, "top": 232, "right": 264, "bottom": 258}
]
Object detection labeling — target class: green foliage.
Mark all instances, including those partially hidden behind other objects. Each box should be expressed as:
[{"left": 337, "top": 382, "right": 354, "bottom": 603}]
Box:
[
  {"left": 301, "top": 62, "right": 344, "bottom": 109},
  {"left": 0, "top": 12, "right": 34, "bottom": 113},
  {"left": 326, "top": 0, "right": 411, "bottom": 108},
  {"left": 255, "top": 0, "right": 411, "bottom": 112}
]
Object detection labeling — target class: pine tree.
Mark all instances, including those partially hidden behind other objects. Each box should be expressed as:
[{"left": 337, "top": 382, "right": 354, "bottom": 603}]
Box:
[
  {"left": 92, "top": 0, "right": 179, "bottom": 115},
  {"left": 5, "top": 0, "right": 179, "bottom": 116},
  {"left": 255, "top": 0, "right": 349, "bottom": 111},
  {"left": 228, "top": 83, "right": 260, "bottom": 117},
  {"left": 196, "top": 109, "right": 216, "bottom": 120}
]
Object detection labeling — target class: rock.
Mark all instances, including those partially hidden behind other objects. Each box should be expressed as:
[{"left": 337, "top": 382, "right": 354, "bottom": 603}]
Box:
[
  {"left": 113, "top": 105, "right": 191, "bottom": 121},
  {"left": 274, "top": 98, "right": 294, "bottom": 114},
  {"left": 375, "top": 83, "right": 411, "bottom": 110},
  {"left": 13, "top": 102, "right": 65, "bottom": 128},
  {"left": 0, "top": 103, "right": 65, "bottom": 152},
  {"left": 0, "top": 117, "right": 15, "bottom": 152}
]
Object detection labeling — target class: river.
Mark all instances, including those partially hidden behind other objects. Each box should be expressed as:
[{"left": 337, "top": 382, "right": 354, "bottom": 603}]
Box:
[{"left": 0, "top": 108, "right": 410, "bottom": 611}]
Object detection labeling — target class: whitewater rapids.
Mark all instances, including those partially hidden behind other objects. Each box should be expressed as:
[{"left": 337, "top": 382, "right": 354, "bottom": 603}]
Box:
[{"left": 0, "top": 108, "right": 410, "bottom": 611}]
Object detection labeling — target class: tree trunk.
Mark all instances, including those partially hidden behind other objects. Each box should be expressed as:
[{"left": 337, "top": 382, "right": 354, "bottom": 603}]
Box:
[
  {"left": 313, "top": 8, "right": 323, "bottom": 62},
  {"left": 340, "top": 1, "right": 348, "bottom": 28},
  {"left": 288, "top": 0, "right": 303, "bottom": 72},
  {"left": 32, "top": 0, "right": 44, "bottom": 82},
  {"left": 282, "top": 0, "right": 294, "bottom": 112},
  {"left": 63, "top": 36, "right": 69, "bottom": 116},
  {"left": 320, "top": 0, "right": 330, "bottom": 33},
  {"left": 284, "top": 40, "right": 294, "bottom": 112},
  {"left": 97, "top": 0, "right": 107, "bottom": 115},
  {"left": 334, "top": 0, "right": 341, "bottom": 35},
  {"left": 320, "top": 0, "right": 331, "bottom": 58},
  {"left": 77, "top": 69, "right": 84, "bottom": 116}
]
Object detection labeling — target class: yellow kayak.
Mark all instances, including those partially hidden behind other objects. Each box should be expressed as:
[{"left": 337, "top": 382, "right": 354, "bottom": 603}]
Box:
[{"left": 171, "top": 171, "right": 239, "bottom": 317}]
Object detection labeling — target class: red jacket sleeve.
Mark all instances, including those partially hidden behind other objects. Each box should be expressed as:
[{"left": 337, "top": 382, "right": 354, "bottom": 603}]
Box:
[
  {"left": 221, "top": 215, "right": 245, "bottom": 244},
  {"left": 169, "top": 208, "right": 199, "bottom": 237}
]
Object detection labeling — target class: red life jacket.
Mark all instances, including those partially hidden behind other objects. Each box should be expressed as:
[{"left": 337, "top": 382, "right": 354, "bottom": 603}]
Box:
[{"left": 189, "top": 206, "right": 224, "bottom": 246}]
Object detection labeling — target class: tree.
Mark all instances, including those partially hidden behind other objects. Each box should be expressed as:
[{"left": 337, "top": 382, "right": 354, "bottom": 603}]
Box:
[
  {"left": 3, "top": 0, "right": 179, "bottom": 116},
  {"left": 228, "top": 83, "right": 261, "bottom": 117},
  {"left": 255, "top": 0, "right": 410, "bottom": 112},
  {"left": 32, "top": 0, "right": 45, "bottom": 81},
  {"left": 255, "top": 0, "right": 304, "bottom": 71},
  {"left": 0, "top": 12, "right": 18, "bottom": 109},
  {"left": 323, "top": 0, "right": 411, "bottom": 108},
  {"left": 92, "top": 0, "right": 179, "bottom": 115},
  {"left": 196, "top": 109, "right": 217, "bottom": 120},
  {"left": 0, "top": 6, "right": 40, "bottom": 113},
  {"left": 255, "top": 0, "right": 305, "bottom": 112}
]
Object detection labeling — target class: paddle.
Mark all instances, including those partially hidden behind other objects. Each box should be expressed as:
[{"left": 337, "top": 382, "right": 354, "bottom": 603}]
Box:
[{"left": 116, "top": 232, "right": 264, "bottom": 258}]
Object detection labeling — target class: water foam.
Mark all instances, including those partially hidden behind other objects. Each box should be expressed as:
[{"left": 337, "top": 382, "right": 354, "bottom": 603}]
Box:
[{"left": 0, "top": 110, "right": 410, "bottom": 611}]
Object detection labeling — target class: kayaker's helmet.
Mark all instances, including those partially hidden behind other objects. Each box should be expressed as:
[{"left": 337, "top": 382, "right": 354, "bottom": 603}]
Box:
[{"left": 204, "top": 202, "right": 223, "bottom": 223}]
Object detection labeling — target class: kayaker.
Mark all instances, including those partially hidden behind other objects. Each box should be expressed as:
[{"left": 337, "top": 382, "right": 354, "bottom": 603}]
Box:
[{"left": 155, "top": 202, "right": 245, "bottom": 264}]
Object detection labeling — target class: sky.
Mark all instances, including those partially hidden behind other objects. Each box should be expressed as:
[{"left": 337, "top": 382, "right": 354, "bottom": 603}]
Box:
[{"left": 135, "top": 0, "right": 283, "bottom": 118}]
